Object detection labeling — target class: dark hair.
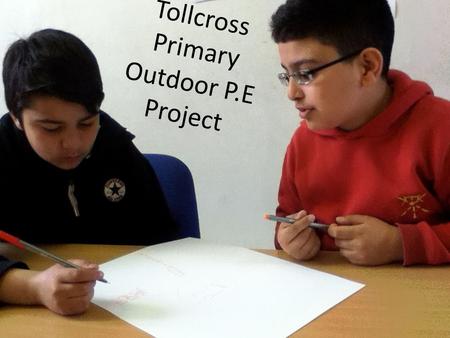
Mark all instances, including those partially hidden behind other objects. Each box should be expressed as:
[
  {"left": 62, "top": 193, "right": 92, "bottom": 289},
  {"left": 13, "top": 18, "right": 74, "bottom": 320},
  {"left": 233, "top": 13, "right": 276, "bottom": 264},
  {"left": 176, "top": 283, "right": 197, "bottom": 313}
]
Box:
[
  {"left": 2, "top": 28, "right": 104, "bottom": 120},
  {"left": 270, "top": 0, "right": 394, "bottom": 76}
]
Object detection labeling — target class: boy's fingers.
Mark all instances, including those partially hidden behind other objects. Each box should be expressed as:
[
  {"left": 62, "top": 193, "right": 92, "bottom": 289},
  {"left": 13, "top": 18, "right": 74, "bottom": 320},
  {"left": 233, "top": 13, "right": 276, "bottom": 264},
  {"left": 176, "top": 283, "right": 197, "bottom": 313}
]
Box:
[
  {"left": 336, "top": 214, "right": 368, "bottom": 225},
  {"left": 334, "top": 238, "right": 354, "bottom": 250},
  {"left": 328, "top": 224, "right": 338, "bottom": 237},
  {"left": 287, "top": 210, "right": 306, "bottom": 220},
  {"left": 55, "top": 280, "right": 96, "bottom": 299},
  {"left": 328, "top": 224, "right": 358, "bottom": 240},
  {"left": 68, "top": 259, "right": 98, "bottom": 270},
  {"left": 279, "top": 210, "right": 306, "bottom": 231},
  {"left": 56, "top": 296, "right": 92, "bottom": 316},
  {"left": 288, "top": 226, "right": 314, "bottom": 246},
  {"left": 283, "top": 214, "right": 312, "bottom": 237},
  {"left": 58, "top": 267, "right": 103, "bottom": 284},
  {"left": 279, "top": 211, "right": 316, "bottom": 245},
  {"left": 281, "top": 223, "right": 306, "bottom": 242},
  {"left": 66, "top": 282, "right": 96, "bottom": 299}
]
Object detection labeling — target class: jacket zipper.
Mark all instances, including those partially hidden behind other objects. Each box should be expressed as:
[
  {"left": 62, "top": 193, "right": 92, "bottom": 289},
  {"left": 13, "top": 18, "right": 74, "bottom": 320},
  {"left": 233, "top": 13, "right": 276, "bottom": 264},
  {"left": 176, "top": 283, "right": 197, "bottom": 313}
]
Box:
[{"left": 68, "top": 182, "right": 80, "bottom": 217}]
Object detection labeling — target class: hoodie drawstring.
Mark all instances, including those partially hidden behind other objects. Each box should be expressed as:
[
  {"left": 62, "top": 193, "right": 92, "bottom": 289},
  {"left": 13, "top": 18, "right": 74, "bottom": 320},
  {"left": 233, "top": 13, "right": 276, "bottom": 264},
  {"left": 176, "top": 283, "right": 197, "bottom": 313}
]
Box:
[{"left": 68, "top": 182, "right": 80, "bottom": 217}]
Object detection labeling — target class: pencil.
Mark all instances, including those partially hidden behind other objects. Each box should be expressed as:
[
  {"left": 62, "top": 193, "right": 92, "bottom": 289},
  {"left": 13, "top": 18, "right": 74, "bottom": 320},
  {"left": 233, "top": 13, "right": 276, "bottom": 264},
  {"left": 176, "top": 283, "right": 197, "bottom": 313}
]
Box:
[
  {"left": 0, "top": 230, "right": 108, "bottom": 283},
  {"left": 263, "top": 213, "right": 329, "bottom": 230}
]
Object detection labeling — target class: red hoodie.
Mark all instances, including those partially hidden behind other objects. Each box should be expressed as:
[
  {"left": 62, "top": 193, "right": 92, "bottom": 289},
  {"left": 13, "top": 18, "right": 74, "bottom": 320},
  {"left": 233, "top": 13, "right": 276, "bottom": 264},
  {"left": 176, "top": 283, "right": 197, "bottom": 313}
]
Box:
[{"left": 276, "top": 70, "right": 450, "bottom": 265}]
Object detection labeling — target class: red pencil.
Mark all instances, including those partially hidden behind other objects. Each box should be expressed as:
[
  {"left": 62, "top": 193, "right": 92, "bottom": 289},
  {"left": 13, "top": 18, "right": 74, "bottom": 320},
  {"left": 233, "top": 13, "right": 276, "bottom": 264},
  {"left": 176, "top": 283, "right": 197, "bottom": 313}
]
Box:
[{"left": 0, "top": 230, "right": 108, "bottom": 283}]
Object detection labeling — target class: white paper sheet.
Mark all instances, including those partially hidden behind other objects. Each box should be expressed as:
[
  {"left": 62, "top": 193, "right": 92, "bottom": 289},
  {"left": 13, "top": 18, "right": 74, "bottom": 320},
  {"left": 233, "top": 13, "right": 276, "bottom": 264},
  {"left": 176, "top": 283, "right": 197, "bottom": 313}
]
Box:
[{"left": 93, "top": 238, "right": 364, "bottom": 338}]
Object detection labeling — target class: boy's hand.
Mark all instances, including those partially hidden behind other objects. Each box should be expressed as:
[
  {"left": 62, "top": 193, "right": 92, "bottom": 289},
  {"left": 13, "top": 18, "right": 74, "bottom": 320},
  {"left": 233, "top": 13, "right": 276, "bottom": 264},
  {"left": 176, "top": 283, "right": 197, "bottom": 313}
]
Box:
[
  {"left": 328, "top": 215, "right": 404, "bottom": 265},
  {"left": 30, "top": 259, "right": 103, "bottom": 315},
  {"left": 277, "top": 210, "right": 321, "bottom": 261}
]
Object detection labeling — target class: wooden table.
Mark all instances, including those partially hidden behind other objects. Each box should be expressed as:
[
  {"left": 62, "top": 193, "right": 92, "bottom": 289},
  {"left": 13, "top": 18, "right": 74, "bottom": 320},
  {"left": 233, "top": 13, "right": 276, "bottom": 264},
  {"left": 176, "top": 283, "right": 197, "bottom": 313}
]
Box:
[{"left": 1, "top": 244, "right": 449, "bottom": 338}]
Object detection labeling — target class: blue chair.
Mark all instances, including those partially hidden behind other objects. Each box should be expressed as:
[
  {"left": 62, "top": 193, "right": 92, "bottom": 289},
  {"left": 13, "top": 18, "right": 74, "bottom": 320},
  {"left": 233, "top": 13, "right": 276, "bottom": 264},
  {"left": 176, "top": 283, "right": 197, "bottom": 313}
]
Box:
[{"left": 144, "top": 154, "right": 200, "bottom": 239}]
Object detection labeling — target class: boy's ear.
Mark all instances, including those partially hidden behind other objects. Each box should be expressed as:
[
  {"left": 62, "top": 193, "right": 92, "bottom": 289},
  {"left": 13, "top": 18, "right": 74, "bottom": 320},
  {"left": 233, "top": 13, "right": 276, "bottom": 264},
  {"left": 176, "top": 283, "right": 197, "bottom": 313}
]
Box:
[
  {"left": 357, "top": 48, "right": 384, "bottom": 87},
  {"left": 9, "top": 113, "right": 23, "bottom": 130}
]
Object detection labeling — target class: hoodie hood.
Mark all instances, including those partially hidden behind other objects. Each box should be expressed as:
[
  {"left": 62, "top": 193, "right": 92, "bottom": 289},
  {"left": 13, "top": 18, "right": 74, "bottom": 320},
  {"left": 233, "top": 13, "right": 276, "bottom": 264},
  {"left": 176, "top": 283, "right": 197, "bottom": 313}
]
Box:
[{"left": 90, "top": 112, "right": 135, "bottom": 155}]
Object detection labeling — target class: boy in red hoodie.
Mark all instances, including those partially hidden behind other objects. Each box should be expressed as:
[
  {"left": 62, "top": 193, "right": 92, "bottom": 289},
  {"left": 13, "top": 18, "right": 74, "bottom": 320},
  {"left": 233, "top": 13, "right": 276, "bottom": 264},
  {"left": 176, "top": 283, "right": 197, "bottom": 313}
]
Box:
[{"left": 271, "top": 0, "right": 450, "bottom": 265}]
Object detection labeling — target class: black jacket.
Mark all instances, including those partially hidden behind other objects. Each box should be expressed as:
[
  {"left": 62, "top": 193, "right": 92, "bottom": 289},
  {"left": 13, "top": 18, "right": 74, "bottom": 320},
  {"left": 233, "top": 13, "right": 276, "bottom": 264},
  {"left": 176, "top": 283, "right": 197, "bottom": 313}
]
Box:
[{"left": 0, "top": 112, "right": 177, "bottom": 275}]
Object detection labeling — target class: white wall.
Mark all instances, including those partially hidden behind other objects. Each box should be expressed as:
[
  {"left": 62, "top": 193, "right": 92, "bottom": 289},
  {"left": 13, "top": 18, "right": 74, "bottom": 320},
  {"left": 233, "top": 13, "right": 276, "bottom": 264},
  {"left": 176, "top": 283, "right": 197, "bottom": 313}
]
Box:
[
  {"left": 0, "top": 0, "right": 448, "bottom": 248},
  {"left": 391, "top": 0, "right": 450, "bottom": 98}
]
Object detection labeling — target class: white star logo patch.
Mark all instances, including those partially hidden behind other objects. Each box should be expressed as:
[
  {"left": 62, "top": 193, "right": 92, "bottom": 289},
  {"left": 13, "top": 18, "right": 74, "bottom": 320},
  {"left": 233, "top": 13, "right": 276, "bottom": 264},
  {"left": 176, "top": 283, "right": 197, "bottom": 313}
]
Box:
[{"left": 104, "top": 178, "right": 126, "bottom": 202}]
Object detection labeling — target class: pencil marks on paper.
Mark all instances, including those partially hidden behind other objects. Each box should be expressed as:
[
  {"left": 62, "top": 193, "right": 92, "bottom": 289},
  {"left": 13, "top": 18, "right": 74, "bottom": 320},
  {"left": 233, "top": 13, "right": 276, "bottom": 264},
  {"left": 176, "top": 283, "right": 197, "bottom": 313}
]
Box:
[
  {"left": 111, "top": 288, "right": 147, "bottom": 308},
  {"left": 136, "top": 251, "right": 229, "bottom": 305},
  {"left": 137, "top": 251, "right": 185, "bottom": 277}
]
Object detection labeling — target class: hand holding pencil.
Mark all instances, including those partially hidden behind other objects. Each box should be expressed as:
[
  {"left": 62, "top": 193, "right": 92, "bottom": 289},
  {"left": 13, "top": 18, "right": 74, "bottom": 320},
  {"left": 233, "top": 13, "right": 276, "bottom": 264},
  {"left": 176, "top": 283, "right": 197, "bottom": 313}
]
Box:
[
  {"left": 29, "top": 258, "right": 103, "bottom": 315},
  {"left": 264, "top": 213, "right": 329, "bottom": 230},
  {"left": 0, "top": 230, "right": 105, "bottom": 315},
  {"left": 270, "top": 210, "right": 322, "bottom": 261}
]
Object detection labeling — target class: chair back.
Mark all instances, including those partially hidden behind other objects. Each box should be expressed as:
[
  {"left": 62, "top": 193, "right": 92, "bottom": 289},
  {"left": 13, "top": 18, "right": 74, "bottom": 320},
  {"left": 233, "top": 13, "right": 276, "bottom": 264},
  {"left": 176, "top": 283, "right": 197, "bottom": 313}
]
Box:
[{"left": 144, "top": 154, "right": 200, "bottom": 239}]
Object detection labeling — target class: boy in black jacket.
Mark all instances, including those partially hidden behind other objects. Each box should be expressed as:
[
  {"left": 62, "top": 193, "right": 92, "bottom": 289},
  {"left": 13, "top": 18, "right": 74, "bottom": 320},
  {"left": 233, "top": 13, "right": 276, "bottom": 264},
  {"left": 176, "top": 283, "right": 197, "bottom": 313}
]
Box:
[{"left": 0, "top": 29, "right": 177, "bottom": 315}]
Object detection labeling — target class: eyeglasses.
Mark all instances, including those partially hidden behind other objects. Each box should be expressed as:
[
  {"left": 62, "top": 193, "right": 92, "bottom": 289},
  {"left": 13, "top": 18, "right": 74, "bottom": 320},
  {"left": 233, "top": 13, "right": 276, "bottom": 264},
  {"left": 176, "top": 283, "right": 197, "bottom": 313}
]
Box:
[{"left": 277, "top": 49, "right": 363, "bottom": 86}]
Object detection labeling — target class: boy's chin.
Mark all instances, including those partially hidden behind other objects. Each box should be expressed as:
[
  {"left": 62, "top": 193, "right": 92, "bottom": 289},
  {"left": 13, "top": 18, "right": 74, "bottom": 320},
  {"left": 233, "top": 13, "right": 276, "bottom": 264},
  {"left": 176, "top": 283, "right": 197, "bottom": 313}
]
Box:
[
  {"left": 305, "top": 120, "right": 332, "bottom": 131},
  {"left": 48, "top": 157, "right": 84, "bottom": 171}
]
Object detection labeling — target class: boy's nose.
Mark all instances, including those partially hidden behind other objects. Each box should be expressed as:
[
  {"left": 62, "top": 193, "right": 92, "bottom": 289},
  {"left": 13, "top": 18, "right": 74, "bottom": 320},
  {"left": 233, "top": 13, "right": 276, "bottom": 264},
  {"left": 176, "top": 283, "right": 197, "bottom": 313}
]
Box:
[
  {"left": 287, "top": 79, "right": 305, "bottom": 101},
  {"left": 61, "top": 131, "right": 82, "bottom": 152}
]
